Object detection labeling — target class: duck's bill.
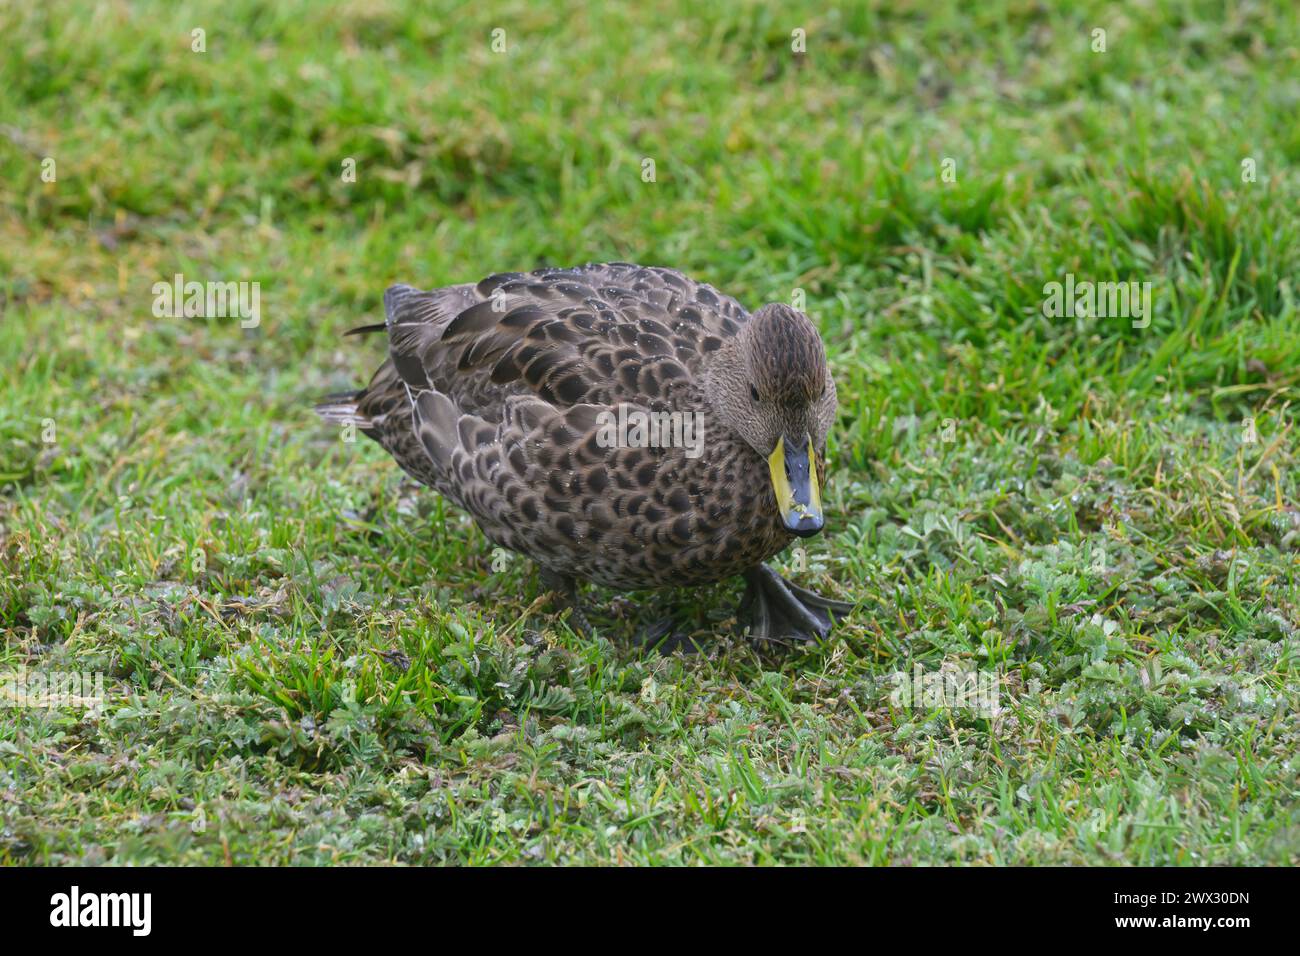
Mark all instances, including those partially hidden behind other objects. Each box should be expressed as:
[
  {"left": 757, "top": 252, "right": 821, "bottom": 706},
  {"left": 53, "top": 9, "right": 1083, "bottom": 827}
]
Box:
[{"left": 768, "top": 434, "right": 824, "bottom": 537}]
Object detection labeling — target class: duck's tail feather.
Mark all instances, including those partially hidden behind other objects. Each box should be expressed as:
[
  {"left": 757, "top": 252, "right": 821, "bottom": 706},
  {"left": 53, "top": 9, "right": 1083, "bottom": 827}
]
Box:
[{"left": 314, "top": 390, "right": 376, "bottom": 432}]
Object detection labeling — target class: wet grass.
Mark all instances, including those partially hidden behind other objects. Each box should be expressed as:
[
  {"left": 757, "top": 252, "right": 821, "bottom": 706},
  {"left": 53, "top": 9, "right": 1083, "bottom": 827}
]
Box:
[{"left": 1, "top": 0, "right": 1298, "bottom": 864}]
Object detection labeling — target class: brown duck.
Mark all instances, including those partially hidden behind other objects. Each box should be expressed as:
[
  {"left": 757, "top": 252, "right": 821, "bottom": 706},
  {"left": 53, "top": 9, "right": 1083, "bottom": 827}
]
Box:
[{"left": 318, "top": 262, "right": 852, "bottom": 644}]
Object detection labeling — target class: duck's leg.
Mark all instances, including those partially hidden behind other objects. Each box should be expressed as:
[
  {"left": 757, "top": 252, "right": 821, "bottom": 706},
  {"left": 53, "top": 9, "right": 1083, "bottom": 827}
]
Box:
[
  {"left": 538, "top": 567, "right": 593, "bottom": 638},
  {"left": 739, "top": 564, "right": 854, "bottom": 645},
  {"left": 537, "top": 570, "right": 701, "bottom": 651}
]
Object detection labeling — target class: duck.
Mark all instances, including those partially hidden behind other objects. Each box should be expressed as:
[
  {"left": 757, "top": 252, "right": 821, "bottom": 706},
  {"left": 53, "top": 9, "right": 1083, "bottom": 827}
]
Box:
[{"left": 317, "top": 262, "right": 852, "bottom": 645}]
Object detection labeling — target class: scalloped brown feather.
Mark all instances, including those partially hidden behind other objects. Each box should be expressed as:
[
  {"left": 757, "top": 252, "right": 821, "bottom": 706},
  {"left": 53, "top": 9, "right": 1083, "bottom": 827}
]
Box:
[{"left": 331, "top": 262, "right": 811, "bottom": 589}]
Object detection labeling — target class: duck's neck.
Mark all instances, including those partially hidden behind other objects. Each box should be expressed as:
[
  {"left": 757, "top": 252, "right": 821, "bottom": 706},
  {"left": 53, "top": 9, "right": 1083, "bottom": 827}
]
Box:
[{"left": 698, "top": 335, "right": 753, "bottom": 444}]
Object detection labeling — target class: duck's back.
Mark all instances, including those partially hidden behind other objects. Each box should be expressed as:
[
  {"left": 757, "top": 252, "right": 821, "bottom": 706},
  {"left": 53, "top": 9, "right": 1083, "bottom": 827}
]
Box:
[{"left": 381, "top": 263, "right": 748, "bottom": 415}]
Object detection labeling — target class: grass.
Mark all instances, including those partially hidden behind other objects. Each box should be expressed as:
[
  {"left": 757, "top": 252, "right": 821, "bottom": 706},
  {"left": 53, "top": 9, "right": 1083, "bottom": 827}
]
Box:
[{"left": 1, "top": 0, "right": 1298, "bottom": 865}]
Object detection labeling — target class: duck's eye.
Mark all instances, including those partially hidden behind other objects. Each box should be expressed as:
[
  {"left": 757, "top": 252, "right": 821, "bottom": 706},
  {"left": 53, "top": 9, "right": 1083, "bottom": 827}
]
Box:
[{"left": 749, "top": 385, "right": 760, "bottom": 402}]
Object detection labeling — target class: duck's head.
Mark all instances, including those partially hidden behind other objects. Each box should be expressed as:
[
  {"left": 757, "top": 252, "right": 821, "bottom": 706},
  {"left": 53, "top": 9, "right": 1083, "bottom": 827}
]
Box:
[{"left": 705, "top": 303, "right": 837, "bottom": 538}]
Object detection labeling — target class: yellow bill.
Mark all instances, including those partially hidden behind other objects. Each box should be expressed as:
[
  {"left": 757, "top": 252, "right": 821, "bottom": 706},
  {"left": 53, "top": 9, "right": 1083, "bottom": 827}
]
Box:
[{"left": 767, "top": 433, "right": 824, "bottom": 537}]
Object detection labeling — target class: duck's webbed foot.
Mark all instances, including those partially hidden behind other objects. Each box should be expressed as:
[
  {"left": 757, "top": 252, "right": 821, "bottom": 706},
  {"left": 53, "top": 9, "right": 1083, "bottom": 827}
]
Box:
[
  {"left": 633, "top": 617, "right": 707, "bottom": 655},
  {"left": 538, "top": 568, "right": 593, "bottom": 638},
  {"left": 740, "top": 564, "right": 854, "bottom": 646}
]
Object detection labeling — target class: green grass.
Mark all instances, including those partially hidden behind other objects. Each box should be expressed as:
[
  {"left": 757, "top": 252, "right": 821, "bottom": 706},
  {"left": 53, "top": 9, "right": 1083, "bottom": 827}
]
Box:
[{"left": 2, "top": 0, "right": 1298, "bottom": 864}]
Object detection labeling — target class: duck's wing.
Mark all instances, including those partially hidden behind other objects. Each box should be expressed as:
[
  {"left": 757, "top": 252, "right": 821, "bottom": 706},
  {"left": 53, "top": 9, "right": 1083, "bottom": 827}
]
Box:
[
  {"left": 340, "top": 264, "right": 750, "bottom": 533},
  {"left": 381, "top": 263, "right": 750, "bottom": 419}
]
